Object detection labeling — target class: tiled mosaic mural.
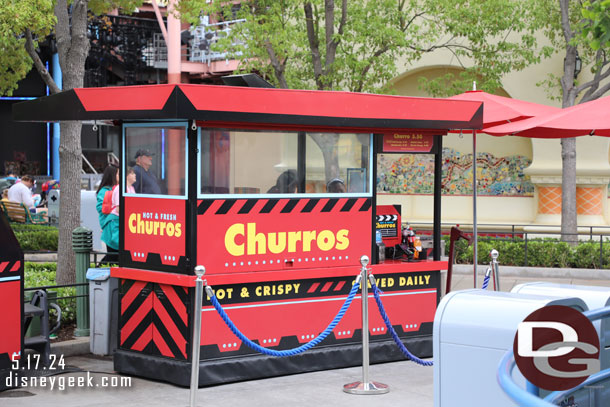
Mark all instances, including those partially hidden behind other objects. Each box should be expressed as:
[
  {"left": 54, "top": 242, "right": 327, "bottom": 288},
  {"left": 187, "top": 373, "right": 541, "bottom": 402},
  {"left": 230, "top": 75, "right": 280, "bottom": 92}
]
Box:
[{"left": 377, "top": 148, "right": 534, "bottom": 196}]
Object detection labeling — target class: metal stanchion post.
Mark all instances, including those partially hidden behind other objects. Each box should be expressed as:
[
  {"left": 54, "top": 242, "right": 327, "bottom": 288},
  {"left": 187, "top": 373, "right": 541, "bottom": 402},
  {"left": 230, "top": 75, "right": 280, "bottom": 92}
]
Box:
[
  {"left": 343, "top": 255, "right": 389, "bottom": 395},
  {"left": 490, "top": 249, "right": 500, "bottom": 292},
  {"left": 189, "top": 265, "right": 205, "bottom": 407}
]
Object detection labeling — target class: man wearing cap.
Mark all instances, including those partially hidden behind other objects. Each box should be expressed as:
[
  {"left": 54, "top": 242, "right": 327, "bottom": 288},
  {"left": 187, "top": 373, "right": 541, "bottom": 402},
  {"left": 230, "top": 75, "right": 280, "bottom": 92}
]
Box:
[{"left": 133, "top": 149, "right": 161, "bottom": 194}]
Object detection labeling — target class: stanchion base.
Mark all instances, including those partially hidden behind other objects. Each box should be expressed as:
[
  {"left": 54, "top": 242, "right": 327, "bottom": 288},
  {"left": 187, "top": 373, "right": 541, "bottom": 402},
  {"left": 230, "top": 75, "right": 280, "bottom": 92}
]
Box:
[{"left": 343, "top": 381, "right": 389, "bottom": 395}]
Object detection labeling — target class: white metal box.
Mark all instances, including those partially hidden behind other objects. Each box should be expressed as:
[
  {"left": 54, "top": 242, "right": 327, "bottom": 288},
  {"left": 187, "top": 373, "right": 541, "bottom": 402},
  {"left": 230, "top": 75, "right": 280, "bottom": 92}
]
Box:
[{"left": 433, "top": 289, "right": 588, "bottom": 407}]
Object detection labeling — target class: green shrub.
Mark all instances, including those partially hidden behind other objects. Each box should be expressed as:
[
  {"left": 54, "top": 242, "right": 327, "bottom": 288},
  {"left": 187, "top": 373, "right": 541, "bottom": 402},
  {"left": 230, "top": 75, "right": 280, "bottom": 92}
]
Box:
[
  {"left": 572, "top": 241, "right": 603, "bottom": 269},
  {"left": 498, "top": 240, "right": 526, "bottom": 266},
  {"left": 441, "top": 235, "right": 609, "bottom": 269},
  {"left": 11, "top": 224, "right": 58, "bottom": 251},
  {"left": 24, "top": 262, "right": 76, "bottom": 324}
]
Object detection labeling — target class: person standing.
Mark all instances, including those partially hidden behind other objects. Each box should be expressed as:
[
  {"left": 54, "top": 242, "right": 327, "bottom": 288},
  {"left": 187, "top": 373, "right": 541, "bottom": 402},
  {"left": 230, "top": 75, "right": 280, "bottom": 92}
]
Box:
[
  {"left": 96, "top": 165, "right": 119, "bottom": 264},
  {"left": 132, "top": 149, "right": 161, "bottom": 194},
  {"left": 111, "top": 166, "right": 136, "bottom": 217}
]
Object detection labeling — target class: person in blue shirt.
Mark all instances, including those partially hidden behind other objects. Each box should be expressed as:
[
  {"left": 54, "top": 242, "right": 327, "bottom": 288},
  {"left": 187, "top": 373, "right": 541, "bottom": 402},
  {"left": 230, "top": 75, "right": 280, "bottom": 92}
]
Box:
[{"left": 132, "top": 149, "right": 161, "bottom": 195}]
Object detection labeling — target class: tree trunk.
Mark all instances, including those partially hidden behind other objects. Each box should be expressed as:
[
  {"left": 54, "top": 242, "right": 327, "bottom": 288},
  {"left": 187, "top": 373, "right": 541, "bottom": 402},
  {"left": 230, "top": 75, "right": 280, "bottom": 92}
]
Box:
[
  {"left": 53, "top": 0, "right": 89, "bottom": 284},
  {"left": 560, "top": 137, "right": 577, "bottom": 244},
  {"left": 558, "top": 0, "right": 578, "bottom": 244},
  {"left": 309, "top": 133, "right": 340, "bottom": 181},
  {"left": 559, "top": 40, "right": 578, "bottom": 244},
  {"left": 56, "top": 121, "right": 82, "bottom": 284}
]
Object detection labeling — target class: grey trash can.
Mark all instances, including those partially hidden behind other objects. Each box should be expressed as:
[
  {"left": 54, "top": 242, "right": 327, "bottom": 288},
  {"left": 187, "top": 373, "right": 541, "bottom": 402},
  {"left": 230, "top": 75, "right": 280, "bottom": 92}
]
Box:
[{"left": 87, "top": 268, "right": 119, "bottom": 355}]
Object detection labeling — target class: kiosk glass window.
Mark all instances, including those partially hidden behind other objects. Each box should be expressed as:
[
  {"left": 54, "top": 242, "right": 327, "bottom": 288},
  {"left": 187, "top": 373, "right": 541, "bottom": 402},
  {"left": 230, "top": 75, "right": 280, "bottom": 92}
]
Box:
[
  {"left": 199, "top": 129, "right": 371, "bottom": 196},
  {"left": 124, "top": 124, "right": 187, "bottom": 197}
]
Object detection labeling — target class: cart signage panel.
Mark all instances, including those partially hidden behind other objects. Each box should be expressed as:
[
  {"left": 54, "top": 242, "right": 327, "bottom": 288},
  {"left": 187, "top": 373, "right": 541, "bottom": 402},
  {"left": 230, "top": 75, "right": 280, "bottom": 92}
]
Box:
[
  {"left": 199, "top": 270, "right": 437, "bottom": 357},
  {"left": 376, "top": 205, "right": 401, "bottom": 247},
  {"left": 197, "top": 198, "right": 371, "bottom": 273},
  {"left": 382, "top": 133, "right": 435, "bottom": 153},
  {"left": 124, "top": 197, "right": 186, "bottom": 266}
]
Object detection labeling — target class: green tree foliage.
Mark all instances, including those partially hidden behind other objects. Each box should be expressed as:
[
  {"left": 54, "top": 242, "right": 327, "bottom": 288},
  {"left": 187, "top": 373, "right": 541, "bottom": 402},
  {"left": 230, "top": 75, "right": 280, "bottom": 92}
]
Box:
[
  {"left": 0, "top": 0, "right": 145, "bottom": 284},
  {"left": 422, "top": 0, "right": 554, "bottom": 95},
  {"left": 580, "top": 0, "right": 610, "bottom": 51},
  {"left": 179, "top": 0, "right": 552, "bottom": 95},
  {"left": 177, "top": 0, "right": 553, "bottom": 184},
  {"left": 529, "top": 0, "right": 610, "bottom": 243},
  {"left": 0, "top": 0, "right": 55, "bottom": 95}
]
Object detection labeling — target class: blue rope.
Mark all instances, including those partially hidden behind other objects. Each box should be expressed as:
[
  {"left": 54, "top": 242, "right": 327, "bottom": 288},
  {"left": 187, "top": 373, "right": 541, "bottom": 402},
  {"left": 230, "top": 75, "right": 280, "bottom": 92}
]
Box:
[
  {"left": 370, "top": 279, "right": 433, "bottom": 366},
  {"left": 481, "top": 274, "right": 491, "bottom": 290},
  {"left": 207, "top": 277, "right": 361, "bottom": 357}
]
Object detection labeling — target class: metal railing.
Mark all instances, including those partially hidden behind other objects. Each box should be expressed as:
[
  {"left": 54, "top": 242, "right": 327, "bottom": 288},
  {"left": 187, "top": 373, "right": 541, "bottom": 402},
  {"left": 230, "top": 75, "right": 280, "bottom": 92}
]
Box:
[
  {"left": 411, "top": 221, "right": 610, "bottom": 241},
  {"left": 189, "top": 19, "right": 246, "bottom": 64},
  {"left": 24, "top": 282, "right": 89, "bottom": 301},
  {"left": 412, "top": 222, "right": 610, "bottom": 269},
  {"left": 150, "top": 18, "right": 246, "bottom": 67}
]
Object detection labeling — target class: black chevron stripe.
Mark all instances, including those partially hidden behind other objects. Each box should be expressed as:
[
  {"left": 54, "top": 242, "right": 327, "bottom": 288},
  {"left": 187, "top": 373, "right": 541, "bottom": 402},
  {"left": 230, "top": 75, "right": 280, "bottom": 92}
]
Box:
[
  {"left": 216, "top": 200, "right": 236, "bottom": 214},
  {"left": 260, "top": 199, "right": 278, "bottom": 213},
  {"left": 197, "top": 200, "right": 214, "bottom": 215},
  {"left": 147, "top": 341, "right": 161, "bottom": 357},
  {"left": 238, "top": 199, "right": 258, "bottom": 214},
  {"left": 153, "top": 313, "right": 186, "bottom": 360},
  {"left": 172, "top": 285, "right": 189, "bottom": 304},
  {"left": 359, "top": 198, "right": 372, "bottom": 211},
  {"left": 280, "top": 199, "right": 300, "bottom": 213},
  {"left": 301, "top": 199, "right": 319, "bottom": 213},
  {"left": 155, "top": 289, "right": 188, "bottom": 334},
  {"left": 121, "top": 278, "right": 136, "bottom": 294},
  {"left": 122, "top": 309, "right": 154, "bottom": 349},
  {"left": 321, "top": 199, "right": 338, "bottom": 212},
  {"left": 121, "top": 284, "right": 154, "bottom": 325},
  {"left": 340, "top": 198, "right": 357, "bottom": 212}
]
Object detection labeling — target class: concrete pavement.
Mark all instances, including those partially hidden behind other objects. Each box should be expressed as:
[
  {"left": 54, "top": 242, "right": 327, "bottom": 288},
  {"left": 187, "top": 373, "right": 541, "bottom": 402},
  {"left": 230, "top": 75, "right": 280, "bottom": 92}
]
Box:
[{"left": 2, "top": 265, "right": 609, "bottom": 406}]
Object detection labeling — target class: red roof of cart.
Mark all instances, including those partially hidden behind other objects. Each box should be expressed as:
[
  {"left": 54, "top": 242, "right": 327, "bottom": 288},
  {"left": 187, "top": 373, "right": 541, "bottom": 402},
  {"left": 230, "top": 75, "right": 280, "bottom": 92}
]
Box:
[{"left": 13, "top": 84, "right": 483, "bottom": 133}]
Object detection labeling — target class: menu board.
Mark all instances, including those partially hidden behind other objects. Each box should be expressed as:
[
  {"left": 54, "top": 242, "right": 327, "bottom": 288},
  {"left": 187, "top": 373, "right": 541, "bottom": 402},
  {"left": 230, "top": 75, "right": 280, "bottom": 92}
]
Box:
[{"left": 382, "top": 133, "right": 435, "bottom": 153}]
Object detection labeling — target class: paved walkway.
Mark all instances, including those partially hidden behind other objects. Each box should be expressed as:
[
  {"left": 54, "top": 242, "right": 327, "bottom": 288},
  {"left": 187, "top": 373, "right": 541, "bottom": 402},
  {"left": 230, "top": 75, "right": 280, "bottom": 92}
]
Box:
[{"left": 2, "top": 266, "right": 609, "bottom": 406}]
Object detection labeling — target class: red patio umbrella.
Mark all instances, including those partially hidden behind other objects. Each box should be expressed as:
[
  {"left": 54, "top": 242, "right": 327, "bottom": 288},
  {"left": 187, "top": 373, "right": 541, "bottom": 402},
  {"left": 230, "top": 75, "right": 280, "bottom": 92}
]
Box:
[
  {"left": 449, "top": 90, "right": 560, "bottom": 129},
  {"left": 446, "top": 90, "right": 560, "bottom": 287},
  {"left": 484, "top": 94, "right": 610, "bottom": 137}
]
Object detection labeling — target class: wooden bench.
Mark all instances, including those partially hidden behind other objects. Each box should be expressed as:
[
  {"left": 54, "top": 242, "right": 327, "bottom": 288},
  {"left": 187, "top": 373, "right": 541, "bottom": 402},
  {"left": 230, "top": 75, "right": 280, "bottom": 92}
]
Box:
[{"left": 0, "top": 201, "right": 48, "bottom": 224}]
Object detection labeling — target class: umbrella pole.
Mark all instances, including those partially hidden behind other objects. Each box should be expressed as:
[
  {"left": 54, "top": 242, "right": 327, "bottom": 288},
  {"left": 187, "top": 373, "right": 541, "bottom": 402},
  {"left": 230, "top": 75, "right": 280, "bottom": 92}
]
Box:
[{"left": 470, "top": 81, "right": 479, "bottom": 288}]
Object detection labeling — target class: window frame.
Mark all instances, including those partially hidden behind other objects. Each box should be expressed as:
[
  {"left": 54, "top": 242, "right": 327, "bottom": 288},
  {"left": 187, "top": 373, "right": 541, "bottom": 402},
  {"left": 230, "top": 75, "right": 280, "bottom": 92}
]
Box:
[
  {"left": 197, "top": 127, "right": 373, "bottom": 199},
  {"left": 122, "top": 121, "right": 189, "bottom": 200}
]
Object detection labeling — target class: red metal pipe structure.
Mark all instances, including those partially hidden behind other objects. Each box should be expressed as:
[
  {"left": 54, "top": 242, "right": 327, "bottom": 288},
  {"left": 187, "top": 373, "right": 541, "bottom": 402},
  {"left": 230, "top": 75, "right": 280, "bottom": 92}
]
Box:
[{"left": 445, "top": 226, "right": 471, "bottom": 295}]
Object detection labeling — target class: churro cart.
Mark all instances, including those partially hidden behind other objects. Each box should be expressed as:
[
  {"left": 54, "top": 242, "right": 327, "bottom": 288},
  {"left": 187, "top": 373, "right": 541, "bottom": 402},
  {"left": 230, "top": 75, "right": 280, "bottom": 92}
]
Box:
[{"left": 13, "top": 83, "right": 482, "bottom": 385}]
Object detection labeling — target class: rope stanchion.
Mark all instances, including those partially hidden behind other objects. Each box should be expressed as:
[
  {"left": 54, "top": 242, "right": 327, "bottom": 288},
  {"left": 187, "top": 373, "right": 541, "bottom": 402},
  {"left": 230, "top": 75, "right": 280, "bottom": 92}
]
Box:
[
  {"left": 343, "top": 255, "right": 389, "bottom": 395},
  {"left": 369, "top": 274, "right": 433, "bottom": 367},
  {"left": 481, "top": 268, "right": 492, "bottom": 290},
  {"left": 206, "top": 273, "right": 362, "bottom": 357},
  {"left": 490, "top": 249, "right": 500, "bottom": 291},
  {"left": 189, "top": 266, "right": 206, "bottom": 407}
]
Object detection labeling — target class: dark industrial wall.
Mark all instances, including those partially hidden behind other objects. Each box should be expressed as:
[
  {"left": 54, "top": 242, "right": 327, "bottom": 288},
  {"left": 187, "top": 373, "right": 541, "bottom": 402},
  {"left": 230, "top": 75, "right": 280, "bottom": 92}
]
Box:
[{"left": 1, "top": 71, "right": 48, "bottom": 176}]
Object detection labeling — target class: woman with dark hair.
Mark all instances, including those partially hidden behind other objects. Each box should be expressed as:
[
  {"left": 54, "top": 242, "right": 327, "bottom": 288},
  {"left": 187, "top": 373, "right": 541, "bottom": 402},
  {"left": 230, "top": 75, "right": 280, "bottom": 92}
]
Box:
[
  {"left": 96, "top": 165, "right": 119, "bottom": 264},
  {"left": 267, "top": 170, "right": 299, "bottom": 193}
]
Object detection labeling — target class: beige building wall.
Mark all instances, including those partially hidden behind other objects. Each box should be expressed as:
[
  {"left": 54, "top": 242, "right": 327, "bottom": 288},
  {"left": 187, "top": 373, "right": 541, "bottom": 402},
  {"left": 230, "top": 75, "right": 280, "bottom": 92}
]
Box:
[{"left": 383, "top": 51, "right": 610, "bottom": 229}]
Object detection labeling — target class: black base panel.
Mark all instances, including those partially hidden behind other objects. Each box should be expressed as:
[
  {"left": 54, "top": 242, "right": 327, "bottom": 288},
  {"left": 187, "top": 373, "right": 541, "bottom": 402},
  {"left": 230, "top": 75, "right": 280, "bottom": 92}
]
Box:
[
  {"left": 114, "top": 335, "right": 431, "bottom": 387},
  {"left": 1, "top": 369, "right": 13, "bottom": 392}
]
